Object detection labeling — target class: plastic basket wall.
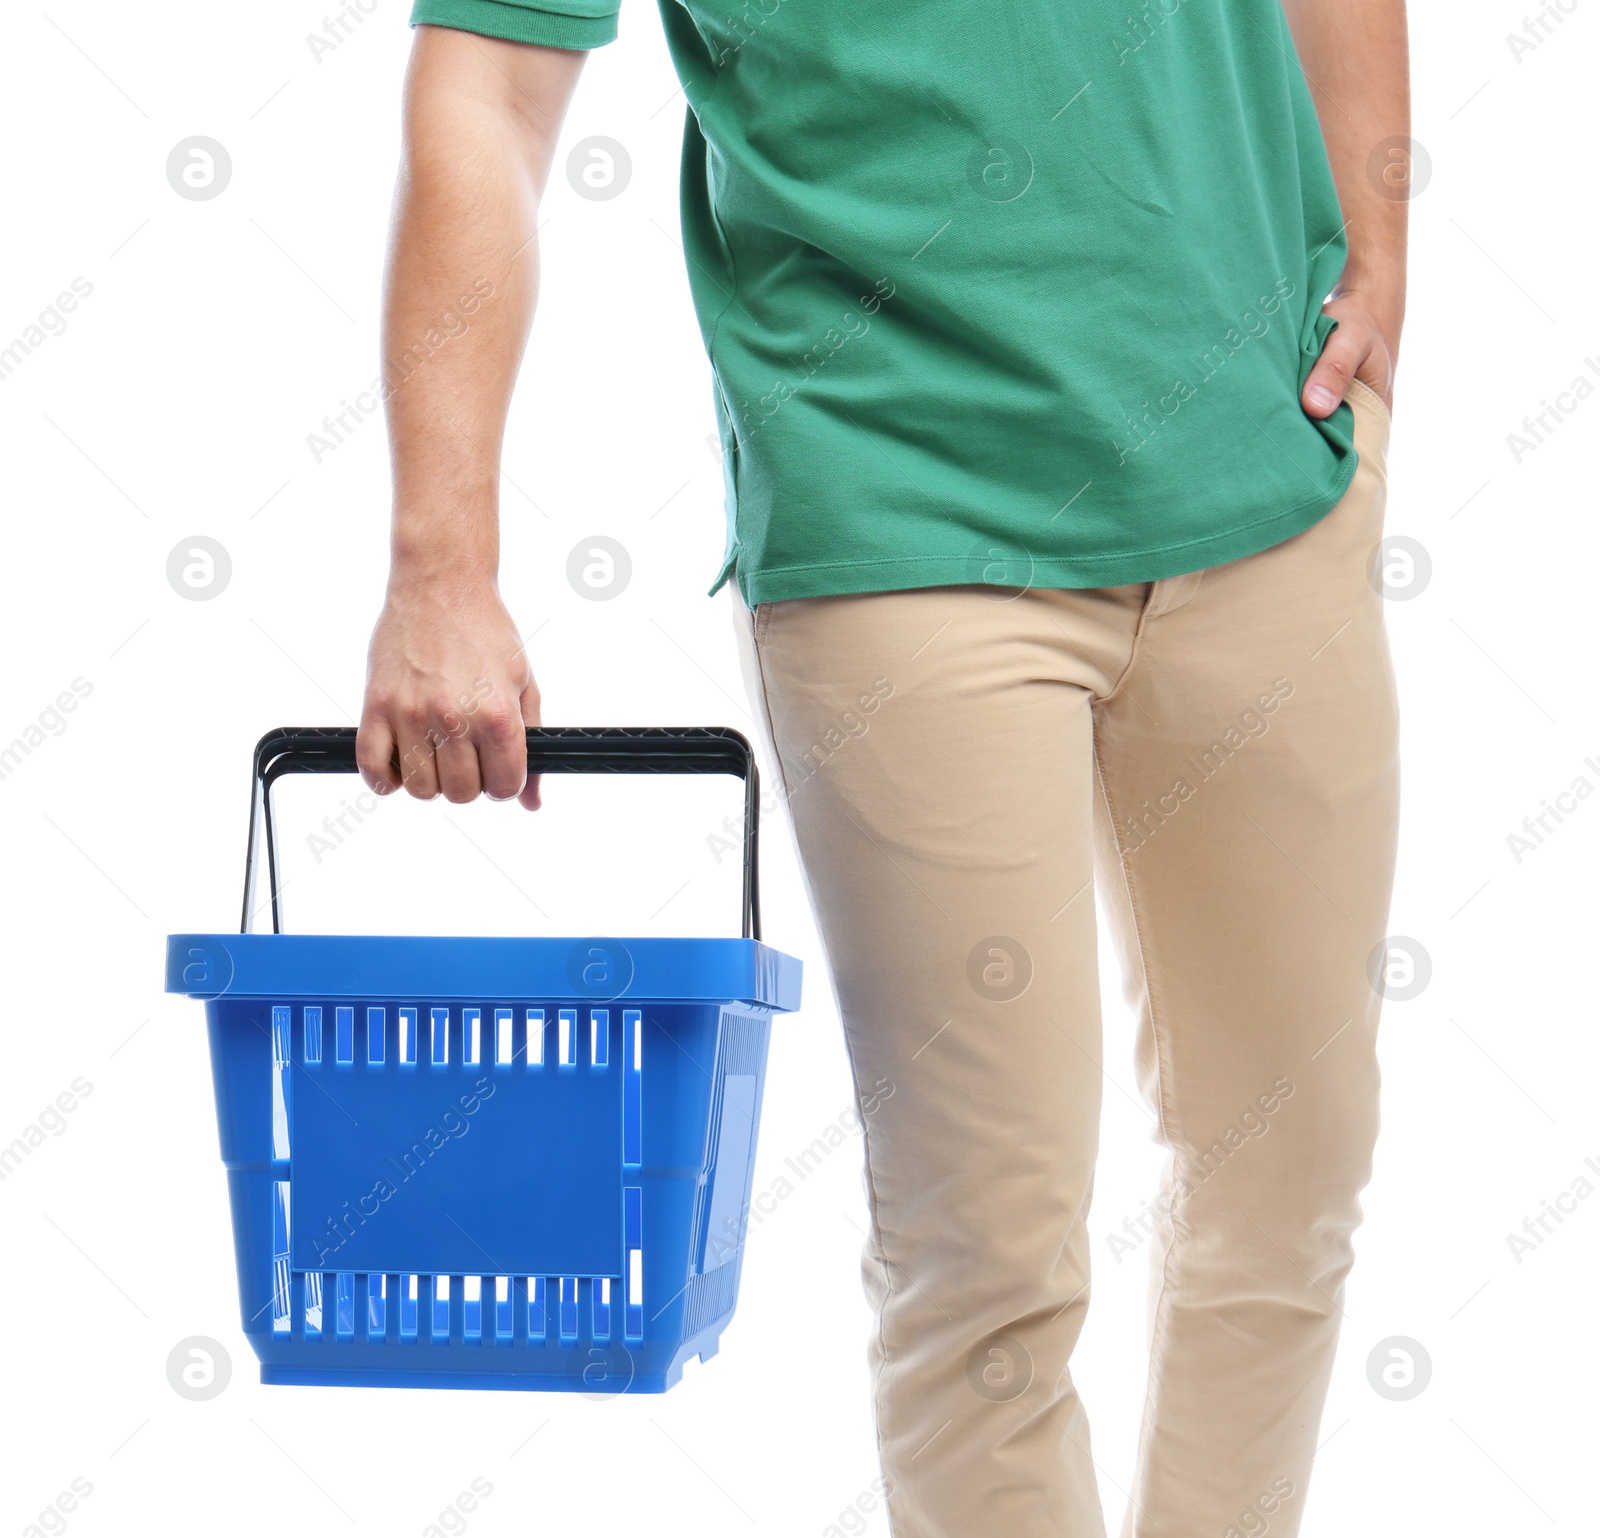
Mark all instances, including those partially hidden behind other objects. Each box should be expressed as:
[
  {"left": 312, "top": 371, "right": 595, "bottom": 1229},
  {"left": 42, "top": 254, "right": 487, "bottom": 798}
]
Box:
[{"left": 174, "top": 934, "right": 801, "bottom": 1393}]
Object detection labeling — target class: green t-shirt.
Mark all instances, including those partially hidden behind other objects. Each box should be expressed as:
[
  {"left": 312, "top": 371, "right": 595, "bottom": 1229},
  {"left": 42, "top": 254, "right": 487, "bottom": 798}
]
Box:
[{"left": 413, "top": 0, "right": 1358, "bottom": 606}]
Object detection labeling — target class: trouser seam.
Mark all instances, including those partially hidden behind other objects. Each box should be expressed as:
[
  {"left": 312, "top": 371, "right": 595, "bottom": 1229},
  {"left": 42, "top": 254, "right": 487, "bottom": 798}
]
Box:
[
  {"left": 746, "top": 601, "right": 903, "bottom": 1534},
  {"left": 1092, "top": 730, "right": 1184, "bottom": 1509}
]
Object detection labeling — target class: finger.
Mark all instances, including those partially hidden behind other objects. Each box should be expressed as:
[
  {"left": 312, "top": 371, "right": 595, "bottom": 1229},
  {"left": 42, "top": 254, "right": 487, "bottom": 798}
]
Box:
[
  {"left": 1302, "top": 325, "right": 1370, "bottom": 419},
  {"left": 518, "top": 679, "right": 542, "bottom": 812},
  {"left": 394, "top": 714, "right": 441, "bottom": 800},
  {"left": 355, "top": 713, "right": 401, "bottom": 799},
  {"left": 478, "top": 698, "right": 529, "bottom": 802},
  {"left": 434, "top": 715, "right": 484, "bottom": 803}
]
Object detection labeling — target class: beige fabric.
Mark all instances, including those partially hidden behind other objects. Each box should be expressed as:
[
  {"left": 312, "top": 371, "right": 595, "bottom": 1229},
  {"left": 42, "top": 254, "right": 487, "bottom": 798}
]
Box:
[{"left": 731, "top": 381, "right": 1398, "bottom": 1538}]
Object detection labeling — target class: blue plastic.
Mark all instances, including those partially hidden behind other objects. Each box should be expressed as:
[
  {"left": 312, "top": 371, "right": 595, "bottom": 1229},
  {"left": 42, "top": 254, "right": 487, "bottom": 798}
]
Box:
[{"left": 166, "top": 932, "right": 801, "bottom": 1392}]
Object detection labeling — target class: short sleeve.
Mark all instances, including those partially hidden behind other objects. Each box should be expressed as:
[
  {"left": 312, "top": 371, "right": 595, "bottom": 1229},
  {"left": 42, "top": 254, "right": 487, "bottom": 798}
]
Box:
[{"left": 410, "top": 0, "right": 619, "bottom": 50}]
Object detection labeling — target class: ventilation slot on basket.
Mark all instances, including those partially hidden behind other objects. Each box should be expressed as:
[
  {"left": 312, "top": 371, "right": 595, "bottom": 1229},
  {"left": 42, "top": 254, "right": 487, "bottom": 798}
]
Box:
[
  {"left": 557, "top": 1009, "right": 576, "bottom": 1067},
  {"left": 431, "top": 1008, "right": 450, "bottom": 1066},
  {"left": 463, "top": 1009, "right": 481, "bottom": 1066},
  {"left": 303, "top": 1005, "right": 322, "bottom": 1065},
  {"left": 624, "top": 1011, "right": 642, "bottom": 1166},
  {"left": 495, "top": 1009, "right": 513, "bottom": 1066},
  {"left": 367, "top": 1006, "right": 385, "bottom": 1066},
  {"left": 335, "top": 1006, "right": 355, "bottom": 1065},
  {"left": 399, "top": 1008, "right": 418, "bottom": 1065},
  {"left": 335, "top": 1272, "right": 355, "bottom": 1337},
  {"left": 590, "top": 1009, "right": 609, "bottom": 1067},
  {"left": 271, "top": 1180, "right": 292, "bottom": 1334},
  {"left": 270, "top": 1007, "right": 291, "bottom": 1162},
  {"left": 626, "top": 1186, "right": 644, "bottom": 1340}
]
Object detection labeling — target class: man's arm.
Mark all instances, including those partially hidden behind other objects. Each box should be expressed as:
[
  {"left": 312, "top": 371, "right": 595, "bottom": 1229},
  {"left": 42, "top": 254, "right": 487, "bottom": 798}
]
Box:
[
  {"left": 1282, "top": 0, "right": 1410, "bottom": 416},
  {"left": 357, "top": 26, "right": 585, "bottom": 809}
]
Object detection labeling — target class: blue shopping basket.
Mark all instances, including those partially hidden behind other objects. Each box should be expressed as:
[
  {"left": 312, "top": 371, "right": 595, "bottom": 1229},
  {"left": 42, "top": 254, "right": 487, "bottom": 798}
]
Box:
[{"left": 165, "top": 726, "right": 801, "bottom": 1393}]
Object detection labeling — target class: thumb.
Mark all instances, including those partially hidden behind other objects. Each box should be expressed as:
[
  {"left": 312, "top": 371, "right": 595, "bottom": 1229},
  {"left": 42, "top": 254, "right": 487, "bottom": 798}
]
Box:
[
  {"left": 1302, "top": 323, "right": 1370, "bottom": 420},
  {"left": 517, "top": 680, "right": 542, "bottom": 812}
]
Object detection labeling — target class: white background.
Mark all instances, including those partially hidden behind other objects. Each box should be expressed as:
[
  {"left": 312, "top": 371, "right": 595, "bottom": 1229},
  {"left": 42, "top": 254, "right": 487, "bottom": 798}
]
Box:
[{"left": 2, "top": 1, "right": 1597, "bottom": 1534}]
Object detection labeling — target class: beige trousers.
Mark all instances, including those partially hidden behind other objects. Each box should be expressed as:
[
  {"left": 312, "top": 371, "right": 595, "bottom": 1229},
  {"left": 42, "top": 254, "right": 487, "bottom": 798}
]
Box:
[{"left": 731, "top": 381, "right": 1398, "bottom": 1538}]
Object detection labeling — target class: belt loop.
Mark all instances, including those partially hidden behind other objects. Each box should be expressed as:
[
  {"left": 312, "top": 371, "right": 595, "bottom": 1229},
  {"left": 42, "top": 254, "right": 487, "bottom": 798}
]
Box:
[{"left": 1144, "top": 569, "right": 1204, "bottom": 619}]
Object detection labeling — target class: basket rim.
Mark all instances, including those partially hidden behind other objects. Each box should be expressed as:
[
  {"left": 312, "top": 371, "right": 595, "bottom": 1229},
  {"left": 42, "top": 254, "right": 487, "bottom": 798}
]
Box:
[{"left": 164, "top": 933, "right": 802, "bottom": 1010}]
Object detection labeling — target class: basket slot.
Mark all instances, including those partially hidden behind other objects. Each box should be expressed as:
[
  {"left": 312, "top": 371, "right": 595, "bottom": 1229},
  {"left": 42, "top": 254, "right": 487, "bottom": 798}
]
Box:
[
  {"left": 429, "top": 1009, "right": 449, "bottom": 1067},
  {"left": 400, "top": 1273, "right": 419, "bottom": 1337},
  {"left": 270, "top": 1007, "right": 291, "bottom": 1164},
  {"left": 271, "top": 1180, "right": 292, "bottom": 1335},
  {"left": 447, "top": 1275, "right": 466, "bottom": 1344},
  {"left": 624, "top": 1011, "right": 642, "bottom": 1167},
  {"left": 304, "top": 1270, "right": 324, "bottom": 1336},
  {"left": 304, "top": 1005, "right": 323, "bottom": 1065},
  {"left": 335, "top": 1007, "right": 355, "bottom": 1065},
  {"left": 290, "top": 1266, "right": 310, "bottom": 1341},
  {"left": 556, "top": 1010, "right": 576, "bottom": 1067},
  {"left": 366, "top": 1008, "right": 385, "bottom": 1067},
  {"left": 463, "top": 1010, "right": 482, "bottom": 1067},
  {"left": 526, "top": 1010, "right": 545, "bottom": 1067},
  {"left": 593, "top": 1276, "right": 612, "bottom": 1339},
  {"left": 590, "top": 1009, "right": 609, "bottom": 1068},
  {"left": 384, "top": 1273, "right": 402, "bottom": 1343},
  {"left": 625, "top": 1186, "right": 644, "bottom": 1341},
  {"left": 334, "top": 1272, "right": 356, "bottom": 1337},
  {"left": 399, "top": 1008, "right": 418, "bottom": 1066}
]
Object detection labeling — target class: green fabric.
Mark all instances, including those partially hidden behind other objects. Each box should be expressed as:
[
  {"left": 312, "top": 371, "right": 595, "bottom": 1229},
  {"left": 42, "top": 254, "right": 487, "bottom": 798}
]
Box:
[
  {"left": 412, "top": 0, "right": 617, "bottom": 50},
  {"left": 413, "top": 0, "right": 1358, "bottom": 606}
]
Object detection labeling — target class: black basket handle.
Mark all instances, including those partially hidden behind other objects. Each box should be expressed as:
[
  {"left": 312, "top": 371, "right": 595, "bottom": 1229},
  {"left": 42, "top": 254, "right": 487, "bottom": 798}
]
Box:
[{"left": 241, "top": 726, "right": 762, "bottom": 940}]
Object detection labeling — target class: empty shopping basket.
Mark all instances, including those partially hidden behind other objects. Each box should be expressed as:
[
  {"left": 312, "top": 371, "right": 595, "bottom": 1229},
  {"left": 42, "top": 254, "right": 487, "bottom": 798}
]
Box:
[{"left": 165, "top": 726, "right": 801, "bottom": 1393}]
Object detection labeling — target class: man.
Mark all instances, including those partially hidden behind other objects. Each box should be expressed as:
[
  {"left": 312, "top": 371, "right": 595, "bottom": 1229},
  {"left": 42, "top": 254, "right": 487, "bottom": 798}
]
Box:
[{"left": 356, "top": 0, "right": 1409, "bottom": 1531}]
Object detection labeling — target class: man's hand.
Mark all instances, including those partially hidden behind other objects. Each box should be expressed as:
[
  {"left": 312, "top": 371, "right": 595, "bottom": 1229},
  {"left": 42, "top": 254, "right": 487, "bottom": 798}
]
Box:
[
  {"left": 1302, "top": 290, "right": 1400, "bottom": 420},
  {"left": 358, "top": 575, "right": 542, "bottom": 808}
]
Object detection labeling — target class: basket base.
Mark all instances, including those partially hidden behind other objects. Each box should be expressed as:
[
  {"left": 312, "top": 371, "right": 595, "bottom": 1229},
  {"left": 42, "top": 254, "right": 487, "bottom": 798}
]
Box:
[
  {"left": 259, "top": 1364, "right": 681, "bottom": 1393},
  {"left": 255, "top": 1335, "right": 723, "bottom": 1394}
]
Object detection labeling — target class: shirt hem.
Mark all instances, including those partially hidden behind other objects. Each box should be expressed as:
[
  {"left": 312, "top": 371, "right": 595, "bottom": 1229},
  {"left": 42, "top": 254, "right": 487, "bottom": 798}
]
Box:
[
  {"left": 410, "top": 0, "right": 617, "bottom": 50},
  {"left": 727, "top": 456, "right": 1359, "bottom": 605}
]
